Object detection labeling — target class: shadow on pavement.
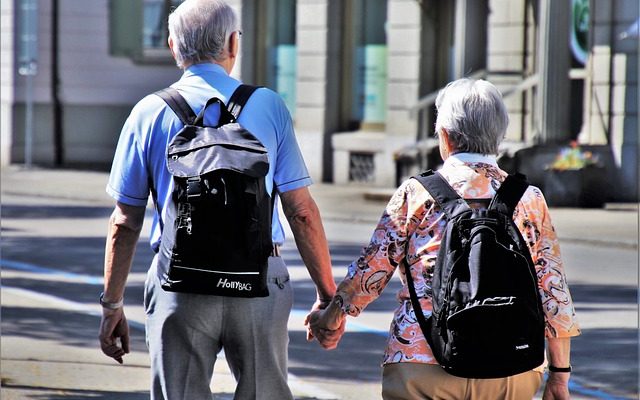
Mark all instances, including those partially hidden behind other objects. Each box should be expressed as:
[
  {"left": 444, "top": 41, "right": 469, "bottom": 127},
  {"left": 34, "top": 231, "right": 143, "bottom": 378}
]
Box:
[
  {"left": 570, "top": 283, "right": 637, "bottom": 305},
  {"left": 1, "top": 237, "right": 154, "bottom": 276},
  {"left": 570, "top": 327, "right": 639, "bottom": 398},
  {"left": 2, "top": 202, "right": 638, "bottom": 399},
  {"left": 289, "top": 330, "right": 387, "bottom": 383},
  {"left": 569, "top": 283, "right": 638, "bottom": 398},
  {"left": 1, "top": 385, "right": 149, "bottom": 400},
  {"left": 1, "top": 306, "right": 148, "bottom": 354},
  {"left": 1, "top": 205, "right": 113, "bottom": 219}
]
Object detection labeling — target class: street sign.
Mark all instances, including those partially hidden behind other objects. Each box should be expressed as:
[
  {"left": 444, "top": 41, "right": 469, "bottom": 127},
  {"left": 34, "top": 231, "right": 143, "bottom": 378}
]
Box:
[{"left": 18, "top": 0, "right": 39, "bottom": 76}]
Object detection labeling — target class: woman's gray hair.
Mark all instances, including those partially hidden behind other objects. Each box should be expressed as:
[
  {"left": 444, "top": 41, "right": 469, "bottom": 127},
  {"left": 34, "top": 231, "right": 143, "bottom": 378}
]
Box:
[
  {"left": 168, "top": 0, "right": 239, "bottom": 68},
  {"left": 434, "top": 78, "right": 509, "bottom": 155}
]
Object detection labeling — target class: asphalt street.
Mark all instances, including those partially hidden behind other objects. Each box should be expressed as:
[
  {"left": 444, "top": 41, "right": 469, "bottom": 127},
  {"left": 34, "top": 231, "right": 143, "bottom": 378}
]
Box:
[{"left": 1, "top": 166, "right": 638, "bottom": 399}]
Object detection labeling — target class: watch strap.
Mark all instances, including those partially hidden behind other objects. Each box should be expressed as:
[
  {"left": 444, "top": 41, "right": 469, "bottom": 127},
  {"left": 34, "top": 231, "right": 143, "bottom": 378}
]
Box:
[{"left": 548, "top": 364, "right": 572, "bottom": 373}]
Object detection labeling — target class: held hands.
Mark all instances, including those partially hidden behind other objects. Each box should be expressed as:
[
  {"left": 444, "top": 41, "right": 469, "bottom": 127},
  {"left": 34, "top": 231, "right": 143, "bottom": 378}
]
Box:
[
  {"left": 304, "top": 298, "right": 346, "bottom": 350},
  {"left": 98, "top": 307, "right": 130, "bottom": 364}
]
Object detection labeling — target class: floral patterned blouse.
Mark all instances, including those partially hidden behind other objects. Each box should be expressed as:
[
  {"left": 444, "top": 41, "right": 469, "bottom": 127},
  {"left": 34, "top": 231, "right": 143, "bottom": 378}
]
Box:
[{"left": 335, "top": 153, "right": 581, "bottom": 366}]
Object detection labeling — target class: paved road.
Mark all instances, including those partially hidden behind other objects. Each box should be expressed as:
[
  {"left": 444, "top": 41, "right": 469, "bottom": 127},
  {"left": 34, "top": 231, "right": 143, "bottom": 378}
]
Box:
[{"left": 1, "top": 167, "right": 638, "bottom": 399}]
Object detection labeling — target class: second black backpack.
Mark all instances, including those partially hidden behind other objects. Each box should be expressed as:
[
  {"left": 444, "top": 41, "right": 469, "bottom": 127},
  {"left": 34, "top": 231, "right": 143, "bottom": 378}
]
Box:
[
  {"left": 406, "top": 170, "right": 545, "bottom": 378},
  {"left": 153, "top": 85, "right": 273, "bottom": 298}
]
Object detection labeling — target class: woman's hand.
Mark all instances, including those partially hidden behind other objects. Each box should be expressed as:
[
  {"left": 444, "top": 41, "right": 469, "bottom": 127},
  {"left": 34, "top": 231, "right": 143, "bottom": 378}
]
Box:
[{"left": 304, "top": 299, "right": 346, "bottom": 349}]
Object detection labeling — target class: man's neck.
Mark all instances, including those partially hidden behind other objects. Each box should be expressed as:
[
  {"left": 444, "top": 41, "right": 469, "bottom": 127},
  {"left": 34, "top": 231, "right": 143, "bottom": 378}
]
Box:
[{"left": 182, "top": 59, "right": 231, "bottom": 75}]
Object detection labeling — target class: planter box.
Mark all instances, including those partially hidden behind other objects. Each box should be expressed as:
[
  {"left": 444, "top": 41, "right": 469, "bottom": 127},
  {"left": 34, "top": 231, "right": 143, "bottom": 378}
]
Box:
[{"left": 543, "top": 166, "right": 609, "bottom": 208}]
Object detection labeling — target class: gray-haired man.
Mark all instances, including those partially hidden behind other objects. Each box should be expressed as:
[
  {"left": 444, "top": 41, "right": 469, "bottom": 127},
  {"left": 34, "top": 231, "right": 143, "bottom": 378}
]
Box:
[{"left": 98, "top": 1, "right": 342, "bottom": 398}]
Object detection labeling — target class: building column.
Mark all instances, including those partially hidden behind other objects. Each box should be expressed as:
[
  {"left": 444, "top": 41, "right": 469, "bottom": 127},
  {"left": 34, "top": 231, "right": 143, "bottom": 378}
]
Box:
[
  {"left": 386, "top": 0, "right": 421, "bottom": 138},
  {"left": 294, "top": 0, "right": 331, "bottom": 181},
  {"left": 535, "top": 0, "right": 572, "bottom": 143}
]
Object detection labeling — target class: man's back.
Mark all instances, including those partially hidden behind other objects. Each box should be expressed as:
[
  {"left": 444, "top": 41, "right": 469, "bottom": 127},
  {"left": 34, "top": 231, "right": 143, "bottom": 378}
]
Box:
[{"left": 107, "top": 63, "right": 311, "bottom": 252}]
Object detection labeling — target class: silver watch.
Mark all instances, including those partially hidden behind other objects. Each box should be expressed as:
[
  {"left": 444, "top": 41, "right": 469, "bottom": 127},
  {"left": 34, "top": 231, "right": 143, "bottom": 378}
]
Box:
[{"left": 99, "top": 292, "right": 123, "bottom": 310}]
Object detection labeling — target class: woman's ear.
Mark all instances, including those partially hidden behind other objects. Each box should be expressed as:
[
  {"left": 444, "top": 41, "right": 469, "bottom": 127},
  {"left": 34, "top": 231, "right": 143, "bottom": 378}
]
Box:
[
  {"left": 168, "top": 36, "right": 176, "bottom": 59},
  {"left": 438, "top": 128, "right": 455, "bottom": 160}
]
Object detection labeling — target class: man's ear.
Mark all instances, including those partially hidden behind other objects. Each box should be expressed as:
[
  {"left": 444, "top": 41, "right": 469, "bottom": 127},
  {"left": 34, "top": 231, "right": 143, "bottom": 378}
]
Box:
[{"left": 229, "top": 31, "right": 239, "bottom": 59}]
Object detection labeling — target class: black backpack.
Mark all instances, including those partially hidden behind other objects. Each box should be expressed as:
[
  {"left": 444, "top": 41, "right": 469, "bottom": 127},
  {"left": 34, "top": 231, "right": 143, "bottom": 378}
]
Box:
[
  {"left": 406, "top": 170, "right": 545, "bottom": 378},
  {"left": 153, "top": 85, "right": 273, "bottom": 297}
]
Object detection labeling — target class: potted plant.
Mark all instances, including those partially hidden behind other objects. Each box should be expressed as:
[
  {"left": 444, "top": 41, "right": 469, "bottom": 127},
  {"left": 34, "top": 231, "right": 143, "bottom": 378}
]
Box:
[{"left": 543, "top": 141, "right": 608, "bottom": 207}]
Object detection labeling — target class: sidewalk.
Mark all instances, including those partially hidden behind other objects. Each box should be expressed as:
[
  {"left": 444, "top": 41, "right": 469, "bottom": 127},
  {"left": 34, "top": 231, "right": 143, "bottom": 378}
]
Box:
[
  {"left": 2, "top": 166, "right": 638, "bottom": 249},
  {"left": 1, "top": 166, "right": 638, "bottom": 400}
]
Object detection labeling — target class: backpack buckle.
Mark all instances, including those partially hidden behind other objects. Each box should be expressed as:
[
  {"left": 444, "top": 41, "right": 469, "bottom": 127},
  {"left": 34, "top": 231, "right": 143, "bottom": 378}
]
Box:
[{"left": 186, "top": 177, "right": 203, "bottom": 200}]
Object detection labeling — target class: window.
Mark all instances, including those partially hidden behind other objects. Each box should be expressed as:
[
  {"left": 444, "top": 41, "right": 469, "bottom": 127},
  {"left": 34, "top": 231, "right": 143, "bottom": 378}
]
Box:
[
  {"left": 143, "top": 0, "right": 183, "bottom": 50},
  {"left": 110, "top": 0, "right": 184, "bottom": 63},
  {"left": 349, "top": 152, "right": 375, "bottom": 183},
  {"left": 340, "top": 0, "right": 388, "bottom": 131},
  {"left": 242, "top": 0, "right": 297, "bottom": 115}
]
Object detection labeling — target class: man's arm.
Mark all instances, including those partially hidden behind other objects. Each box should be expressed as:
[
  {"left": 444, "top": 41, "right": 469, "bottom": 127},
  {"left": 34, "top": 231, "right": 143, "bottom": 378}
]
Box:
[
  {"left": 98, "top": 201, "right": 145, "bottom": 364},
  {"left": 280, "top": 187, "right": 336, "bottom": 306},
  {"left": 542, "top": 337, "right": 572, "bottom": 400}
]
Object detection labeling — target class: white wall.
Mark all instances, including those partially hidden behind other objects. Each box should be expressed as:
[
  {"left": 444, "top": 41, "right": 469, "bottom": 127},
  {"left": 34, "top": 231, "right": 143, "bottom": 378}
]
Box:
[
  {"left": 1, "top": 0, "right": 15, "bottom": 166},
  {"left": 55, "top": 0, "right": 182, "bottom": 106}
]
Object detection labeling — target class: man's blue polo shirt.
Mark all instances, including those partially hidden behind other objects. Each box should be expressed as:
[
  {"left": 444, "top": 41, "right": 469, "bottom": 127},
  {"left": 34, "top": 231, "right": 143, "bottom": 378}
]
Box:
[{"left": 107, "top": 63, "right": 312, "bottom": 251}]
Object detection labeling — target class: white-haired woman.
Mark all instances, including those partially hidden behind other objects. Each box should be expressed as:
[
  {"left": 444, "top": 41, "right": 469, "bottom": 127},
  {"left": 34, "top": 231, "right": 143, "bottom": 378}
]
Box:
[{"left": 307, "top": 78, "right": 580, "bottom": 400}]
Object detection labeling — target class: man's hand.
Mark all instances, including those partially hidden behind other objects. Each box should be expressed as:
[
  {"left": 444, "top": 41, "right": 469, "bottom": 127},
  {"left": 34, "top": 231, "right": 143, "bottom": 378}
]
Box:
[
  {"left": 305, "top": 309, "right": 346, "bottom": 350},
  {"left": 542, "top": 373, "right": 570, "bottom": 400},
  {"left": 99, "top": 307, "right": 130, "bottom": 364},
  {"left": 304, "top": 296, "right": 347, "bottom": 350}
]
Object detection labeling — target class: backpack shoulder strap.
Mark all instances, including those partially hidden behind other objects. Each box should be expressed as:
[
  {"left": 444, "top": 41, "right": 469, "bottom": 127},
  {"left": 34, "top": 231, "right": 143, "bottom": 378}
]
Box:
[
  {"left": 489, "top": 173, "right": 530, "bottom": 215},
  {"left": 413, "top": 170, "right": 471, "bottom": 219},
  {"left": 155, "top": 87, "right": 197, "bottom": 126},
  {"left": 227, "top": 84, "right": 261, "bottom": 119}
]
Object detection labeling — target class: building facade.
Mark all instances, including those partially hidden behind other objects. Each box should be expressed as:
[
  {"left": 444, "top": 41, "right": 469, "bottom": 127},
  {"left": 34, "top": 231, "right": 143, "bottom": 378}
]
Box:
[{"left": 2, "top": 0, "right": 638, "bottom": 200}]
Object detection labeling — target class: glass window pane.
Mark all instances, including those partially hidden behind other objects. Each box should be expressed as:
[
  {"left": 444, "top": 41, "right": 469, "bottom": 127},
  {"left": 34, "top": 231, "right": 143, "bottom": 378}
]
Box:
[
  {"left": 143, "top": 0, "right": 183, "bottom": 49},
  {"left": 348, "top": 0, "right": 387, "bottom": 128},
  {"left": 273, "top": 0, "right": 297, "bottom": 115}
]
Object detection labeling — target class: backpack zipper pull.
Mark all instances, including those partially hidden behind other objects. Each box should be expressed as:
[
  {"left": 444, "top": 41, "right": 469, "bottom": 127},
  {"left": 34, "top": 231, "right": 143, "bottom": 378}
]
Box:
[{"left": 221, "top": 177, "right": 228, "bottom": 205}]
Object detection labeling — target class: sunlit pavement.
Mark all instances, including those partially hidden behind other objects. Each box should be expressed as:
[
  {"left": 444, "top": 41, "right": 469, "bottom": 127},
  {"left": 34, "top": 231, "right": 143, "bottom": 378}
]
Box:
[{"left": 1, "top": 166, "right": 637, "bottom": 399}]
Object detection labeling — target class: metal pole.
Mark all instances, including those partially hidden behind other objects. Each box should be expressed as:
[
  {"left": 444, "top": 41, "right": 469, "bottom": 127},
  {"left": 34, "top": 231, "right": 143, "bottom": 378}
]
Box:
[
  {"left": 52, "top": 0, "right": 63, "bottom": 165},
  {"left": 25, "top": 72, "right": 33, "bottom": 168},
  {"left": 19, "top": 0, "right": 38, "bottom": 168}
]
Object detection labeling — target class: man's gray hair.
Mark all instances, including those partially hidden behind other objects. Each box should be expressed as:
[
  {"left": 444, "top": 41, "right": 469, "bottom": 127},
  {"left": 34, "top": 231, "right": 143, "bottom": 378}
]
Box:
[
  {"left": 168, "top": 0, "right": 238, "bottom": 68},
  {"left": 434, "top": 78, "right": 509, "bottom": 155}
]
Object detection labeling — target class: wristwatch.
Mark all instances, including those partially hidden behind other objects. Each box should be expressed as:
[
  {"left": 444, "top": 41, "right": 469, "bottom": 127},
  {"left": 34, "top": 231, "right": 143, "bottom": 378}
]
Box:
[
  {"left": 99, "top": 292, "right": 124, "bottom": 310},
  {"left": 548, "top": 364, "right": 572, "bottom": 373}
]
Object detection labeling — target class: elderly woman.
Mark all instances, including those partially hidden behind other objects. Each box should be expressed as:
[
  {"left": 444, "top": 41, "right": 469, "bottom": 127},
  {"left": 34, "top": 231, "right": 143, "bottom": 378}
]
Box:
[{"left": 307, "top": 78, "right": 580, "bottom": 400}]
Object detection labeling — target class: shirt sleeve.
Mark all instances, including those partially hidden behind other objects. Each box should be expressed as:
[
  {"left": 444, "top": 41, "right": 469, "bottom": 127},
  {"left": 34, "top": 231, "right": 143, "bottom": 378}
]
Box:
[
  {"left": 517, "top": 186, "right": 581, "bottom": 338},
  {"left": 272, "top": 96, "right": 313, "bottom": 193},
  {"left": 106, "top": 102, "right": 152, "bottom": 207},
  {"left": 335, "top": 181, "right": 411, "bottom": 316}
]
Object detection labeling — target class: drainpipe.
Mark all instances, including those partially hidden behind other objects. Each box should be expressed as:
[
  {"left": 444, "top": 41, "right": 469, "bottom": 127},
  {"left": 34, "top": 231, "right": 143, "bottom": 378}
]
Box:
[
  {"left": 606, "top": 0, "right": 615, "bottom": 145},
  {"left": 52, "top": 0, "right": 63, "bottom": 165}
]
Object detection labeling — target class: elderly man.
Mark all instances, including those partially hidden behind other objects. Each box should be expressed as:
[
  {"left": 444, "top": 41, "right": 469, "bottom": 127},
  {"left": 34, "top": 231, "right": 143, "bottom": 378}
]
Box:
[
  {"left": 308, "top": 78, "right": 580, "bottom": 400},
  {"left": 98, "top": 1, "right": 340, "bottom": 399}
]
